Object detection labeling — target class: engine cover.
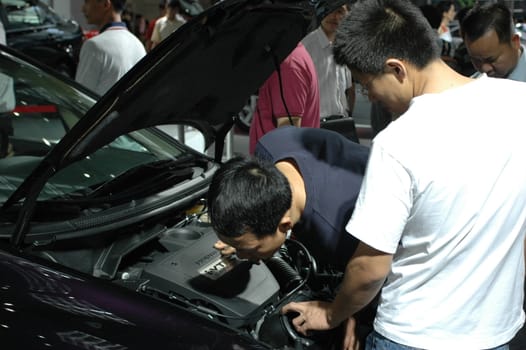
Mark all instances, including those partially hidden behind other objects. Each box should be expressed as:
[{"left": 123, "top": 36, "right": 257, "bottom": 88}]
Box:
[{"left": 141, "top": 227, "right": 280, "bottom": 327}]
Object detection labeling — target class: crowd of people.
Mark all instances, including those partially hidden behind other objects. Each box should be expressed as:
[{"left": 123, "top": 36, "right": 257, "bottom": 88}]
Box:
[
  {"left": 209, "top": 1, "right": 526, "bottom": 350},
  {"left": 72, "top": 1, "right": 526, "bottom": 349}
]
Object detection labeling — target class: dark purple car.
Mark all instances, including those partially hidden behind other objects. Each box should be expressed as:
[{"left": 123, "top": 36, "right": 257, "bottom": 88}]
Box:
[{"left": 0, "top": 0, "right": 349, "bottom": 348}]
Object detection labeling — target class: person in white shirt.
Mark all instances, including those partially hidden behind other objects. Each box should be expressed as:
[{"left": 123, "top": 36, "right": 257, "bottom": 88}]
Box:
[
  {"left": 150, "top": 0, "right": 185, "bottom": 49},
  {"left": 75, "top": 0, "right": 146, "bottom": 95},
  {"left": 302, "top": 4, "right": 358, "bottom": 142},
  {"left": 436, "top": 1, "right": 456, "bottom": 45}
]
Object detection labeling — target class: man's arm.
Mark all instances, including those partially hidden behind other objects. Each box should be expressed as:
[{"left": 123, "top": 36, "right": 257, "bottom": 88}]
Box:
[
  {"left": 346, "top": 84, "right": 356, "bottom": 117},
  {"left": 281, "top": 241, "right": 392, "bottom": 335},
  {"left": 276, "top": 116, "right": 301, "bottom": 127},
  {"left": 150, "top": 21, "right": 162, "bottom": 49},
  {"left": 75, "top": 42, "right": 101, "bottom": 93},
  {"left": 327, "top": 242, "right": 391, "bottom": 325}
]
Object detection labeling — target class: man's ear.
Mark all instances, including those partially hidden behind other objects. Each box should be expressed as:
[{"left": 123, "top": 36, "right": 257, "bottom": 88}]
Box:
[
  {"left": 512, "top": 33, "right": 521, "bottom": 50},
  {"left": 278, "top": 215, "right": 293, "bottom": 235},
  {"left": 385, "top": 58, "right": 407, "bottom": 83}
]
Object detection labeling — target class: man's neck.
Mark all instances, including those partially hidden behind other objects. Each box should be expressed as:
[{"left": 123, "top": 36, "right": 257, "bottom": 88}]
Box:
[
  {"left": 321, "top": 26, "right": 335, "bottom": 43},
  {"left": 275, "top": 160, "right": 306, "bottom": 225},
  {"left": 413, "top": 59, "right": 473, "bottom": 96},
  {"left": 98, "top": 13, "right": 122, "bottom": 30}
]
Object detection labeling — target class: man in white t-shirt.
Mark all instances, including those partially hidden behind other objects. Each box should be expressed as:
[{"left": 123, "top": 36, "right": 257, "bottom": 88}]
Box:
[
  {"left": 75, "top": 0, "right": 146, "bottom": 95},
  {"left": 282, "top": 0, "right": 526, "bottom": 349},
  {"left": 150, "top": 0, "right": 185, "bottom": 49}
]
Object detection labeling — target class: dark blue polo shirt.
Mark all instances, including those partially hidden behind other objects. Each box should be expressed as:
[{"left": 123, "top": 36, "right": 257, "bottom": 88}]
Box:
[{"left": 255, "top": 126, "right": 370, "bottom": 270}]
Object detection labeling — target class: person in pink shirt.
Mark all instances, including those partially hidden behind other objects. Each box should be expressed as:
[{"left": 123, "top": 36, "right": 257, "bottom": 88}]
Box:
[{"left": 248, "top": 42, "right": 320, "bottom": 154}]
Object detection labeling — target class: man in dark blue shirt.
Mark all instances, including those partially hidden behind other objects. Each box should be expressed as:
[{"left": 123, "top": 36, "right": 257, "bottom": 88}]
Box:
[
  {"left": 208, "top": 126, "right": 371, "bottom": 348},
  {"left": 208, "top": 126, "right": 369, "bottom": 270}
]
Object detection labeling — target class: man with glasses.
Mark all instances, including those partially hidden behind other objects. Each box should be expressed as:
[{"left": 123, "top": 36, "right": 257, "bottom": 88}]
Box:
[
  {"left": 281, "top": 0, "right": 526, "bottom": 349},
  {"left": 461, "top": 2, "right": 526, "bottom": 81}
]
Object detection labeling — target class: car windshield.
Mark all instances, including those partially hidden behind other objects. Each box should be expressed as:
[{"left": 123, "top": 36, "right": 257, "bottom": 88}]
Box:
[{"left": 0, "top": 50, "right": 189, "bottom": 205}]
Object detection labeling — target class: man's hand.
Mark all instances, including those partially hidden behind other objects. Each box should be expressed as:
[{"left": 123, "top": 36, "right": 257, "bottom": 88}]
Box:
[
  {"left": 281, "top": 300, "right": 338, "bottom": 336},
  {"left": 214, "top": 240, "right": 236, "bottom": 256},
  {"left": 343, "top": 317, "right": 360, "bottom": 350}
]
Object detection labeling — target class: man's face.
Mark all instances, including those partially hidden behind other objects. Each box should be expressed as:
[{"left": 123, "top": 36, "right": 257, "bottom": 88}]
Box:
[
  {"left": 465, "top": 29, "right": 521, "bottom": 78},
  {"left": 321, "top": 5, "right": 349, "bottom": 37},
  {"left": 218, "top": 230, "right": 286, "bottom": 262},
  {"left": 166, "top": 5, "right": 178, "bottom": 19},
  {"left": 353, "top": 70, "right": 411, "bottom": 115},
  {"left": 82, "top": 0, "right": 107, "bottom": 26}
]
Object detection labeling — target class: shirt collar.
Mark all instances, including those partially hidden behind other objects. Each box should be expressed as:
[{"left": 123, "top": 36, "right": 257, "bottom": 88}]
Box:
[
  {"left": 507, "top": 45, "right": 526, "bottom": 81},
  {"left": 315, "top": 26, "right": 332, "bottom": 49},
  {"left": 99, "top": 22, "right": 127, "bottom": 33}
]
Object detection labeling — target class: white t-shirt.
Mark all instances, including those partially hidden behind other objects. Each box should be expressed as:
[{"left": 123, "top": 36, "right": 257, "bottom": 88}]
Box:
[
  {"left": 302, "top": 27, "right": 352, "bottom": 118},
  {"left": 75, "top": 27, "right": 146, "bottom": 95},
  {"left": 151, "top": 15, "right": 185, "bottom": 45},
  {"left": 347, "top": 75, "right": 526, "bottom": 349}
]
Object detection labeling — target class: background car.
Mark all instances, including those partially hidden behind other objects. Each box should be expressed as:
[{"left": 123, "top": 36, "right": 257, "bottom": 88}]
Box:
[
  {"left": 0, "top": 0, "right": 351, "bottom": 349},
  {"left": 0, "top": 0, "right": 84, "bottom": 77}
]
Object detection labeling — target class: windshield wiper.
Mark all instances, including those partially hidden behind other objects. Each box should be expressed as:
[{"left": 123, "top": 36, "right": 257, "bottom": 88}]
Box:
[
  {"left": 1, "top": 156, "right": 206, "bottom": 224},
  {"left": 47, "top": 155, "right": 202, "bottom": 207},
  {"left": 85, "top": 155, "right": 201, "bottom": 203}
]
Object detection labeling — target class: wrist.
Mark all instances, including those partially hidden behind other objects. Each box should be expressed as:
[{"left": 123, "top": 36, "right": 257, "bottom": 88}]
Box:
[{"left": 326, "top": 302, "right": 342, "bottom": 328}]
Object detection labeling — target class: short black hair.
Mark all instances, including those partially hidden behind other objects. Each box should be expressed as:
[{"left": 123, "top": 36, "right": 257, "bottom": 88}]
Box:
[
  {"left": 207, "top": 156, "right": 292, "bottom": 238},
  {"left": 461, "top": 3, "right": 514, "bottom": 44},
  {"left": 333, "top": 0, "right": 441, "bottom": 75},
  {"left": 110, "top": 0, "right": 127, "bottom": 13},
  {"left": 436, "top": 0, "right": 454, "bottom": 15},
  {"left": 455, "top": 5, "right": 471, "bottom": 23},
  {"left": 420, "top": 4, "right": 441, "bottom": 30},
  {"left": 167, "top": 0, "right": 181, "bottom": 9}
]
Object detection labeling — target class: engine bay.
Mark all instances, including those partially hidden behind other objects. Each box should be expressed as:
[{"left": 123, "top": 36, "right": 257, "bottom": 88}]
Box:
[
  {"left": 30, "top": 200, "right": 345, "bottom": 349},
  {"left": 113, "top": 204, "right": 344, "bottom": 349}
]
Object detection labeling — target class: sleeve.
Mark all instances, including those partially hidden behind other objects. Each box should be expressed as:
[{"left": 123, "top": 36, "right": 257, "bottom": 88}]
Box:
[
  {"left": 345, "top": 142, "right": 413, "bottom": 254},
  {"left": 254, "top": 142, "right": 272, "bottom": 161},
  {"left": 267, "top": 50, "right": 311, "bottom": 118},
  {"left": 344, "top": 66, "right": 353, "bottom": 89},
  {"left": 151, "top": 20, "right": 162, "bottom": 44},
  {"left": 75, "top": 40, "right": 102, "bottom": 93},
  {"left": 145, "top": 19, "right": 156, "bottom": 40}
]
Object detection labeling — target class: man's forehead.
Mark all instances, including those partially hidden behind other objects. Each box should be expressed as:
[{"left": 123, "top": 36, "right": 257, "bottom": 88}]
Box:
[{"left": 466, "top": 29, "right": 501, "bottom": 49}]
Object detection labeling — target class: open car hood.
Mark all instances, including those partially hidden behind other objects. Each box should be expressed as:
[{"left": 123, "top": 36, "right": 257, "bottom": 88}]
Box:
[
  {"left": 58, "top": 0, "right": 319, "bottom": 160},
  {"left": 4, "top": 0, "right": 345, "bottom": 243},
  {"left": 36, "top": 0, "right": 345, "bottom": 165}
]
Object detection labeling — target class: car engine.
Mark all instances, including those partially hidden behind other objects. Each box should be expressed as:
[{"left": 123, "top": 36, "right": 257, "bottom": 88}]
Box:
[{"left": 113, "top": 204, "right": 344, "bottom": 350}]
